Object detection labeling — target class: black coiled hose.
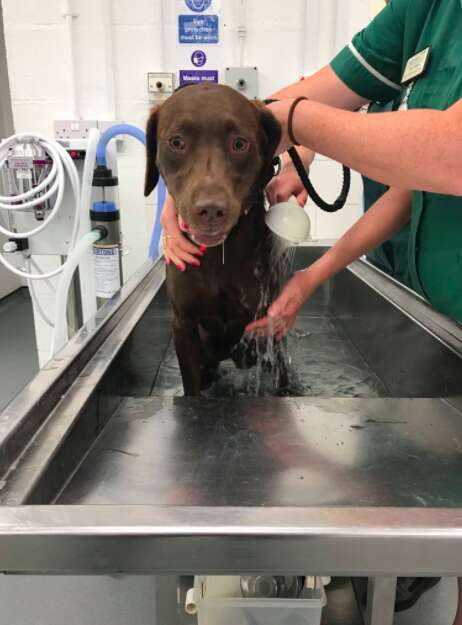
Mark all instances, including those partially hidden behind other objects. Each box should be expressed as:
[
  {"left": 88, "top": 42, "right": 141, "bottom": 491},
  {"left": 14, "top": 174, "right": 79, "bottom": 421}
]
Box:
[
  {"left": 287, "top": 147, "right": 351, "bottom": 213},
  {"left": 264, "top": 98, "right": 351, "bottom": 212}
]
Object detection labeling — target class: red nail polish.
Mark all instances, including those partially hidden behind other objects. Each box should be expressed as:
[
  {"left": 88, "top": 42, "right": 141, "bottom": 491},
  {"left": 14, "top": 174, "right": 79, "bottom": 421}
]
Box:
[
  {"left": 183, "top": 223, "right": 189, "bottom": 231},
  {"left": 194, "top": 251, "right": 204, "bottom": 257},
  {"left": 199, "top": 245, "right": 207, "bottom": 252},
  {"left": 192, "top": 260, "right": 200, "bottom": 267},
  {"left": 179, "top": 264, "right": 186, "bottom": 272}
]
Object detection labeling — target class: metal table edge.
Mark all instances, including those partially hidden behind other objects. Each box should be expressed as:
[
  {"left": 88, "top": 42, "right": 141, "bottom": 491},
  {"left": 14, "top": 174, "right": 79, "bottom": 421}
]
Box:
[{"left": 1, "top": 506, "right": 462, "bottom": 575}]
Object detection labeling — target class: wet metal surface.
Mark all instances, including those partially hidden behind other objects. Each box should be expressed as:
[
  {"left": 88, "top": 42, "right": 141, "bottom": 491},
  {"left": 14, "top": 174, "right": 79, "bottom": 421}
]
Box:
[
  {"left": 58, "top": 395, "right": 462, "bottom": 508},
  {"left": 152, "top": 315, "right": 388, "bottom": 398}
]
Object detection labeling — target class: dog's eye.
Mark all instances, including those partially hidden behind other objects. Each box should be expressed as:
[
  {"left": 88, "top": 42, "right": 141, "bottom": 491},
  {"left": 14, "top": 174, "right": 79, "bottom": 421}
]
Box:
[
  {"left": 168, "top": 136, "right": 186, "bottom": 151},
  {"left": 231, "top": 137, "right": 249, "bottom": 153}
]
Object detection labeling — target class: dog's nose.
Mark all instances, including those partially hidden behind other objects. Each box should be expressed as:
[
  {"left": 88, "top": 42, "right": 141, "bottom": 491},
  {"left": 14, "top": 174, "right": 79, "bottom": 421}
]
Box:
[{"left": 194, "top": 199, "right": 227, "bottom": 223}]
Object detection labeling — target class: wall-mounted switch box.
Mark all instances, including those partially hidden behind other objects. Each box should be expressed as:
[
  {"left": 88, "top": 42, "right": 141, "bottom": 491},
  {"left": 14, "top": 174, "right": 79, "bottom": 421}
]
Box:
[
  {"left": 148, "top": 72, "right": 175, "bottom": 96},
  {"left": 225, "top": 66, "right": 259, "bottom": 100}
]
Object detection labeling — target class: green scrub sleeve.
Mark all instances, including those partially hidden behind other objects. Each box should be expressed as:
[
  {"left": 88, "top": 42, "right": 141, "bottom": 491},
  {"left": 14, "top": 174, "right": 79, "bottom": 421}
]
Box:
[{"left": 330, "top": 0, "right": 408, "bottom": 103}]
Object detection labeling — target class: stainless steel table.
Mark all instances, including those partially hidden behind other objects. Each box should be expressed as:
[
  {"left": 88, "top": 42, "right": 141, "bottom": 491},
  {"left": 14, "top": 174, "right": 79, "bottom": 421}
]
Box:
[{"left": 1, "top": 248, "right": 462, "bottom": 625}]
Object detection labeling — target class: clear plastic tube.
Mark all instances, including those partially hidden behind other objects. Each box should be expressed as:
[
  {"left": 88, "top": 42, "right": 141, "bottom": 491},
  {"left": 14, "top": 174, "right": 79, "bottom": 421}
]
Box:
[
  {"left": 0, "top": 250, "right": 64, "bottom": 280},
  {"left": 51, "top": 229, "right": 103, "bottom": 355},
  {"left": 29, "top": 257, "right": 56, "bottom": 292},
  {"left": 77, "top": 127, "right": 99, "bottom": 321},
  {"left": 26, "top": 259, "right": 55, "bottom": 328}
]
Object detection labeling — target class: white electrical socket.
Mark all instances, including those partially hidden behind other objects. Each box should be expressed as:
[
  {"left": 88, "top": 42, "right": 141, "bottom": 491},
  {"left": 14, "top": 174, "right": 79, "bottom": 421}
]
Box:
[
  {"left": 53, "top": 120, "right": 98, "bottom": 140},
  {"left": 148, "top": 72, "right": 175, "bottom": 96},
  {"left": 54, "top": 120, "right": 125, "bottom": 150}
]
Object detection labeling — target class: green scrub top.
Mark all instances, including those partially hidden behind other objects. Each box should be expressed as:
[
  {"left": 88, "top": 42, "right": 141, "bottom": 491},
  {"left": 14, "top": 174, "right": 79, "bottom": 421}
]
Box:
[
  {"left": 331, "top": 0, "right": 462, "bottom": 322},
  {"left": 363, "top": 100, "right": 411, "bottom": 286}
]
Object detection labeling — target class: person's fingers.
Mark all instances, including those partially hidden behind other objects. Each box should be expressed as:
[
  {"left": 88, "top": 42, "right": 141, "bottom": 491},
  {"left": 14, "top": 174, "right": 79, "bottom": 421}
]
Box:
[
  {"left": 265, "top": 181, "right": 277, "bottom": 206},
  {"left": 165, "top": 233, "right": 204, "bottom": 263},
  {"left": 277, "top": 183, "right": 305, "bottom": 204},
  {"left": 247, "top": 317, "right": 287, "bottom": 338},
  {"left": 161, "top": 202, "right": 202, "bottom": 257},
  {"left": 178, "top": 215, "right": 190, "bottom": 232},
  {"left": 275, "top": 329, "right": 285, "bottom": 342},
  {"left": 275, "top": 189, "right": 289, "bottom": 203},
  {"left": 245, "top": 317, "right": 270, "bottom": 333},
  {"left": 296, "top": 189, "right": 308, "bottom": 207},
  {"left": 163, "top": 245, "right": 171, "bottom": 264},
  {"left": 167, "top": 243, "right": 201, "bottom": 266},
  {"left": 167, "top": 249, "right": 186, "bottom": 272}
]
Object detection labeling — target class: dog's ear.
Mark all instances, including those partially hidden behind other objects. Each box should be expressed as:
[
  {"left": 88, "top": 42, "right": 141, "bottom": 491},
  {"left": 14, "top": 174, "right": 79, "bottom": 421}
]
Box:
[
  {"left": 252, "top": 100, "right": 282, "bottom": 189},
  {"left": 144, "top": 105, "right": 161, "bottom": 197},
  {"left": 253, "top": 99, "right": 282, "bottom": 163}
]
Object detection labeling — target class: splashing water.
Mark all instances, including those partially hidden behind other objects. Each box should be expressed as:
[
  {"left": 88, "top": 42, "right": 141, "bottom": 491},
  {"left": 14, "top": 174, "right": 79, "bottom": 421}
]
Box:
[{"left": 231, "top": 236, "right": 297, "bottom": 396}]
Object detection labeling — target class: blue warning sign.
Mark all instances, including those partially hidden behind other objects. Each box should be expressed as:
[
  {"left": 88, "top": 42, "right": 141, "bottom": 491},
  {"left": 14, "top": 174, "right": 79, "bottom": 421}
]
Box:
[
  {"left": 185, "top": 0, "right": 212, "bottom": 12},
  {"left": 191, "top": 49, "right": 207, "bottom": 67},
  {"left": 179, "top": 15, "right": 219, "bottom": 44}
]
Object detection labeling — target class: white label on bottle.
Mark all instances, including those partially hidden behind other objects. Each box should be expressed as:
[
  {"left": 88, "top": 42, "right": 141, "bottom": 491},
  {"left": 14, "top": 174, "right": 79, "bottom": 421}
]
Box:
[{"left": 94, "top": 246, "right": 121, "bottom": 299}]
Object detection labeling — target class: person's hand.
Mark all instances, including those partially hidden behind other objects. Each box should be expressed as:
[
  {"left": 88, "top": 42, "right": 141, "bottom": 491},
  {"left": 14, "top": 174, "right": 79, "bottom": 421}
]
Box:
[
  {"left": 245, "top": 270, "right": 316, "bottom": 340},
  {"left": 266, "top": 158, "right": 309, "bottom": 207},
  {"left": 161, "top": 194, "right": 206, "bottom": 271}
]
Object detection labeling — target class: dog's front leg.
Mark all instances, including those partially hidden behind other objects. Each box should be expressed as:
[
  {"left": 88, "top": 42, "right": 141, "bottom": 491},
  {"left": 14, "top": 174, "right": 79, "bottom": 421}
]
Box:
[
  {"left": 173, "top": 316, "right": 202, "bottom": 396},
  {"left": 275, "top": 338, "right": 290, "bottom": 392}
]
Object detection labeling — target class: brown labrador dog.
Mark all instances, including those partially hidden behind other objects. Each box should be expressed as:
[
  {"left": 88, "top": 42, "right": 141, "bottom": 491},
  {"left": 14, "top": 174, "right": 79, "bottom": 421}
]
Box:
[{"left": 144, "top": 83, "right": 289, "bottom": 396}]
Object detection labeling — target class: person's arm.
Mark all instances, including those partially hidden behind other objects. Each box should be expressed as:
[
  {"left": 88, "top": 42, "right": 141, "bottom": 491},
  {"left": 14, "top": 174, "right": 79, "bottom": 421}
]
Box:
[
  {"left": 272, "top": 65, "right": 369, "bottom": 110},
  {"left": 246, "top": 187, "right": 412, "bottom": 339},
  {"left": 270, "top": 98, "right": 462, "bottom": 196},
  {"left": 268, "top": 0, "right": 408, "bottom": 198},
  {"left": 266, "top": 66, "right": 369, "bottom": 205}
]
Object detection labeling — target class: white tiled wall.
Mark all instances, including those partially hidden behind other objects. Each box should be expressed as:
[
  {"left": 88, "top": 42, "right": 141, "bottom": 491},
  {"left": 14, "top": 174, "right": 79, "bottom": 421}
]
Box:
[{"left": 1, "top": 0, "right": 378, "bottom": 364}]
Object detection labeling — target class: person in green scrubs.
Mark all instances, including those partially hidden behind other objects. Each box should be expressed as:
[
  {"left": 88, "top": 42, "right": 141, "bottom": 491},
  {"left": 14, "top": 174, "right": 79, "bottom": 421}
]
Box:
[
  {"left": 247, "top": 0, "right": 462, "bottom": 328},
  {"left": 160, "top": 3, "right": 462, "bottom": 617},
  {"left": 247, "top": 3, "right": 462, "bottom": 620}
]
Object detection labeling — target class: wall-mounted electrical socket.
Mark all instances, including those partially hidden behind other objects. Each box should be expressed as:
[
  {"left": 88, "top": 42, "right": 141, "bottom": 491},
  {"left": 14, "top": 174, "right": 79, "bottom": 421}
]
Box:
[
  {"left": 53, "top": 120, "right": 98, "bottom": 140},
  {"left": 225, "top": 66, "right": 259, "bottom": 100},
  {"left": 147, "top": 72, "right": 175, "bottom": 97},
  {"left": 53, "top": 120, "right": 125, "bottom": 150}
]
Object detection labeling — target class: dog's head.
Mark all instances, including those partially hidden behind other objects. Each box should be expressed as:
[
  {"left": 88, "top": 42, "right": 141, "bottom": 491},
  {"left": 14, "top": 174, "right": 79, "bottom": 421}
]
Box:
[{"left": 144, "top": 83, "right": 281, "bottom": 247}]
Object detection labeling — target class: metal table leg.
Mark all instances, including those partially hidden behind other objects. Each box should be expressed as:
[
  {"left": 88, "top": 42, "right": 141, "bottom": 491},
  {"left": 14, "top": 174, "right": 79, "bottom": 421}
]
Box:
[{"left": 365, "top": 577, "right": 397, "bottom": 625}]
